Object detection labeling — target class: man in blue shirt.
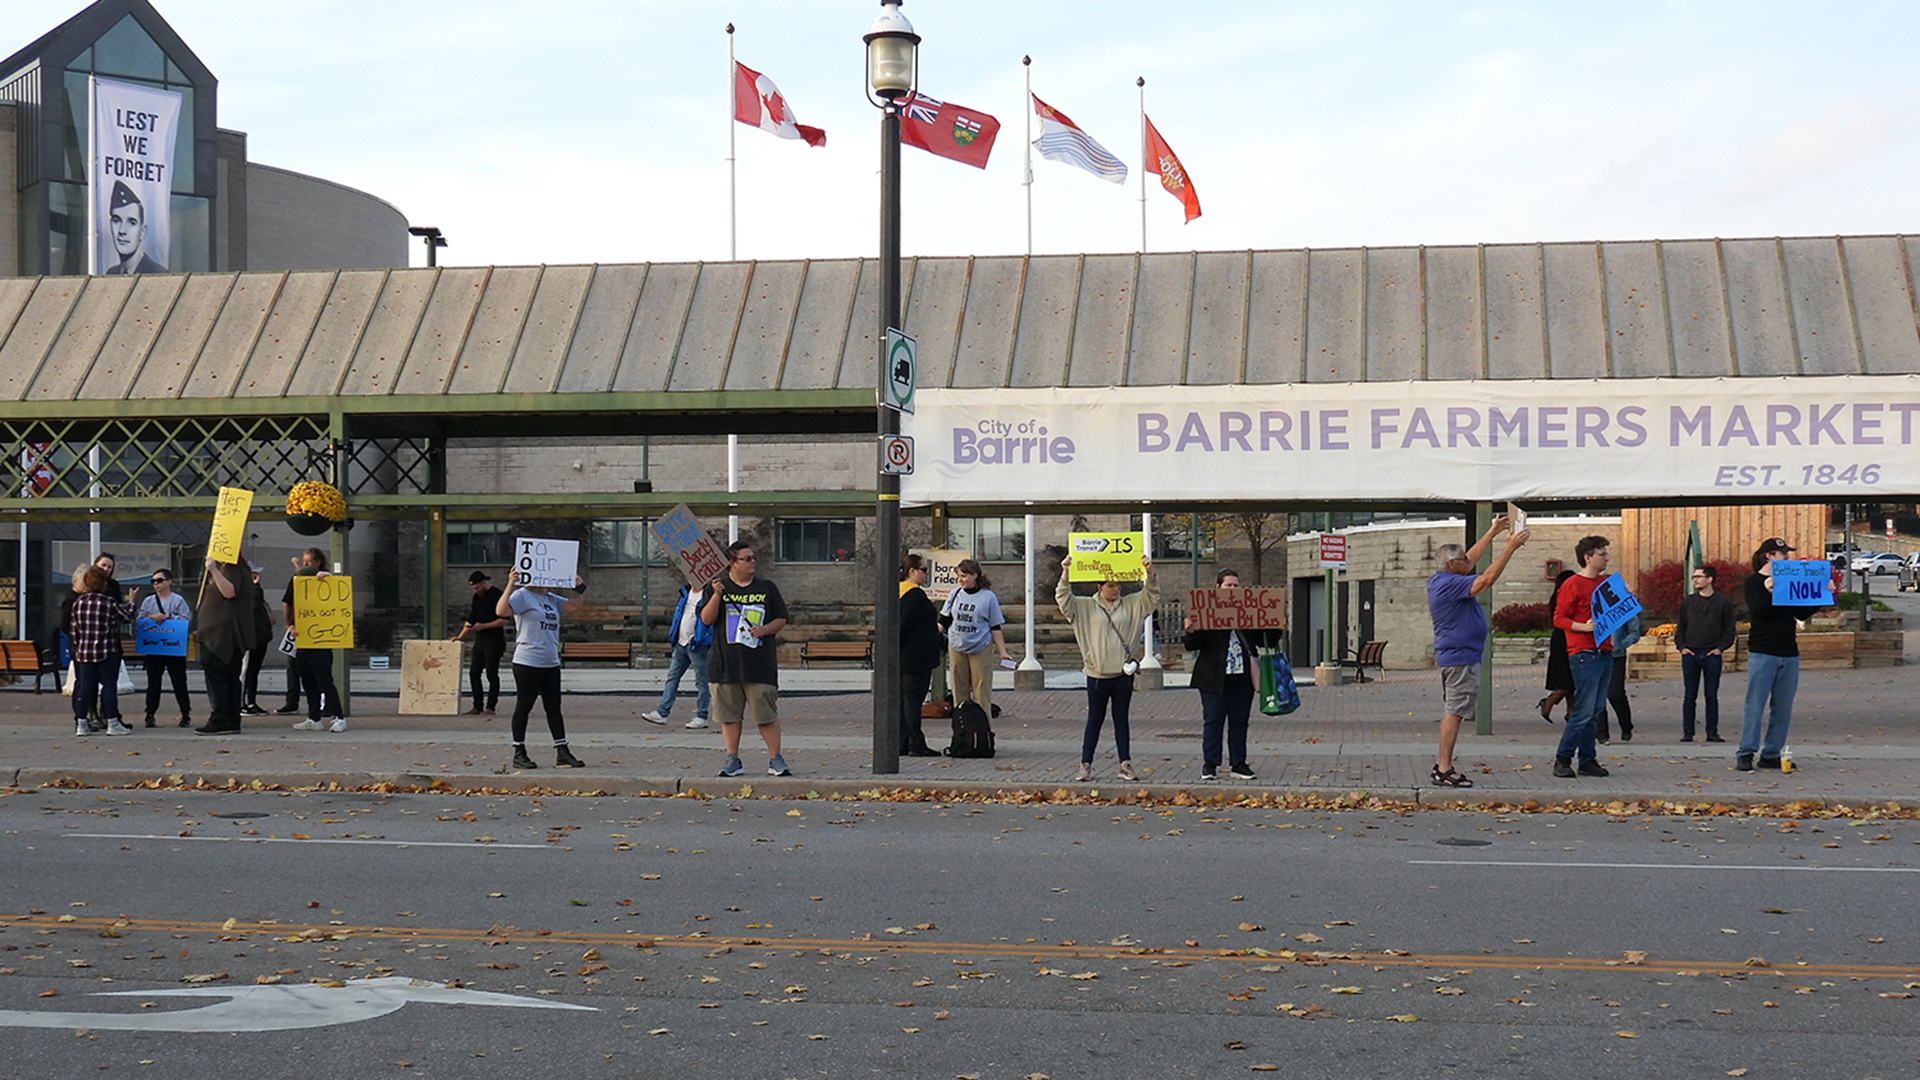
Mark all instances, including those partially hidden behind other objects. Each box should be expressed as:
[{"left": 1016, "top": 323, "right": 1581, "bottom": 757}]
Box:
[{"left": 1426, "top": 516, "right": 1529, "bottom": 788}]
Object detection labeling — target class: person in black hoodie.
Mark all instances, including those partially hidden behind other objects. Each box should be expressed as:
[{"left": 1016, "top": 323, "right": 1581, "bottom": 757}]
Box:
[
  {"left": 897, "top": 554, "right": 945, "bottom": 756},
  {"left": 1737, "top": 537, "right": 1826, "bottom": 772},
  {"left": 1182, "top": 569, "right": 1282, "bottom": 782}
]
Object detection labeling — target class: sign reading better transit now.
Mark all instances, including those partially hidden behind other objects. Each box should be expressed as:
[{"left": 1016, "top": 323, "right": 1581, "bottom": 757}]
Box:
[{"left": 899, "top": 375, "right": 1920, "bottom": 504}]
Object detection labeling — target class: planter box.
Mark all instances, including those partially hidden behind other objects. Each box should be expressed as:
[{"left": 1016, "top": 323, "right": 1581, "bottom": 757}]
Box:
[
  {"left": 1627, "top": 637, "right": 1748, "bottom": 680},
  {"left": 1633, "top": 631, "right": 1901, "bottom": 676},
  {"left": 1490, "top": 637, "right": 1548, "bottom": 666}
]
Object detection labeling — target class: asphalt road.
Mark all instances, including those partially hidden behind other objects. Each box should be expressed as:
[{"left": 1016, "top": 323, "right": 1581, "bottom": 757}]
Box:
[{"left": 2, "top": 789, "right": 1917, "bottom": 1079}]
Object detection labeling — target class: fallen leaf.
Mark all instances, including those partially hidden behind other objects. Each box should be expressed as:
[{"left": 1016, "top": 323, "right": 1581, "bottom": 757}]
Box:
[
  {"left": 1877, "top": 992, "right": 1913, "bottom": 999},
  {"left": 181, "top": 973, "right": 229, "bottom": 984},
  {"left": 1294, "top": 932, "right": 1322, "bottom": 943},
  {"left": 933, "top": 1010, "right": 950, "bottom": 1020},
  {"left": 37, "top": 990, "right": 58, "bottom": 998},
  {"left": 913, "top": 922, "right": 937, "bottom": 931},
  {"left": 1615, "top": 1031, "right": 1637, "bottom": 1038},
  {"left": 1386, "top": 1014, "right": 1418, "bottom": 1022},
  {"left": 805, "top": 1034, "right": 828, "bottom": 1041},
  {"left": 1250, "top": 1066, "right": 1279, "bottom": 1072},
  {"left": 1726, "top": 1071, "right": 1748, "bottom": 1077},
  {"left": 647, "top": 1028, "right": 671, "bottom": 1035},
  {"left": 1622, "top": 951, "right": 1647, "bottom": 965},
  {"left": 1331, "top": 986, "right": 1362, "bottom": 994},
  {"left": 1239, "top": 922, "right": 1265, "bottom": 932},
  {"left": 1223, "top": 1040, "right": 1247, "bottom": 1050}
]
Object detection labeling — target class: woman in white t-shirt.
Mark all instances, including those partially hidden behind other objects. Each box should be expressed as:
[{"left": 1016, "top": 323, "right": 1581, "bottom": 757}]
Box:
[
  {"left": 940, "top": 559, "right": 1014, "bottom": 717},
  {"left": 496, "top": 570, "right": 588, "bottom": 771}
]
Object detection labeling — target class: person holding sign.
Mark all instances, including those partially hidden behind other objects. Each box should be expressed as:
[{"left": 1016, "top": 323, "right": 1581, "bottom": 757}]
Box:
[
  {"left": 1057, "top": 553, "right": 1159, "bottom": 783},
  {"left": 940, "top": 559, "right": 1014, "bottom": 720},
  {"left": 67, "top": 565, "right": 139, "bottom": 737},
  {"left": 1550, "top": 536, "right": 1615, "bottom": 779},
  {"left": 283, "top": 549, "right": 345, "bottom": 733},
  {"left": 495, "top": 568, "right": 588, "bottom": 770},
  {"left": 137, "top": 568, "right": 192, "bottom": 728},
  {"left": 699, "top": 541, "right": 792, "bottom": 778},
  {"left": 1737, "top": 538, "right": 1827, "bottom": 772},
  {"left": 193, "top": 551, "right": 258, "bottom": 736},
  {"left": 1183, "top": 569, "right": 1285, "bottom": 782},
  {"left": 640, "top": 583, "right": 713, "bottom": 730},
  {"left": 1425, "top": 516, "right": 1529, "bottom": 788}
]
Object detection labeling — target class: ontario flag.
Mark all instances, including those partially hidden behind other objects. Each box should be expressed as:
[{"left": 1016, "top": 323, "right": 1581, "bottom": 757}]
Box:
[
  {"left": 1143, "top": 115, "right": 1201, "bottom": 223},
  {"left": 900, "top": 91, "right": 1000, "bottom": 169},
  {"left": 733, "top": 60, "right": 826, "bottom": 148}
]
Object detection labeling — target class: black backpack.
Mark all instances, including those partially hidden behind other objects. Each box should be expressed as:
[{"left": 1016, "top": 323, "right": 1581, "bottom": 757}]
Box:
[{"left": 944, "top": 700, "right": 995, "bottom": 758}]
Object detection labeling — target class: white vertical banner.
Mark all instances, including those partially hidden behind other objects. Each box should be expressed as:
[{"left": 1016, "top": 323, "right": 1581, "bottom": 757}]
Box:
[{"left": 89, "top": 76, "right": 181, "bottom": 276}]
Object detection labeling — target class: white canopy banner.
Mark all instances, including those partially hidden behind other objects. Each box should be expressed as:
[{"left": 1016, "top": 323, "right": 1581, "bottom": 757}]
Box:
[
  {"left": 88, "top": 76, "right": 182, "bottom": 276},
  {"left": 899, "top": 375, "right": 1920, "bottom": 505}
]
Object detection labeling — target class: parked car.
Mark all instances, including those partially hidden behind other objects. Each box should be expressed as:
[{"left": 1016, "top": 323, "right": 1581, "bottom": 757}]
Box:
[
  {"left": 1850, "top": 552, "right": 1903, "bottom": 575},
  {"left": 1901, "top": 552, "right": 1920, "bottom": 592}
]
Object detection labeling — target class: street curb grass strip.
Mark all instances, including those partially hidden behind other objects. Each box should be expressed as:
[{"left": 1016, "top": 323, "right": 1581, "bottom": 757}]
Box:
[{"left": 6, "top": 915, "right": 1919, "bottom": 984}]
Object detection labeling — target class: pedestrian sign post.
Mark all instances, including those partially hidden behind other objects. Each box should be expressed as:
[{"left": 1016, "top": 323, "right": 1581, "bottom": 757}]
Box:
[
  {"left": 880, "top": 435, "right": 914, "bottom": 475},
  {"left": 882, "top": 329, "right": 916, "bottom": 415}
]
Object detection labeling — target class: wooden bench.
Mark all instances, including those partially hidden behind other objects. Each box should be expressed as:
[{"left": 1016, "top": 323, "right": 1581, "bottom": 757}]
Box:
[
  {"left": 1338, "top": 640, "right": 1388, "bottom": 683},
  {"left": 1, "top": 640, "right": 60, "bottom": 693},
  {"left": 560, "top": 642, "right": 631, "bottom": 666},
  {"left": 800, "top": 640, "right": 873, "bottom": 669}
]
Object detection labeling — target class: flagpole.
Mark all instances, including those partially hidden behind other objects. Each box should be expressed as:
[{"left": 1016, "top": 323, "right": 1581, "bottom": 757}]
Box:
[
  {"left": 727, "top": 24, "right": 737, "bottom": 262},
  {"left": 1136, "top": 76, "right": 1147, "bottom": 254},
  {"left": 1022, "top": 55, "right": 1033, "bottom": 257}
]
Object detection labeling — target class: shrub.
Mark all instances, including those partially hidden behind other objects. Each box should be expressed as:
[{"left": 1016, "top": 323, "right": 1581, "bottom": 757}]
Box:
[
  {"left": 1490, "top": 602, "right": 1553, "bottom": 634},
  {"left": 1636, "top": 558, "right": 1747, "bottom": 620}
]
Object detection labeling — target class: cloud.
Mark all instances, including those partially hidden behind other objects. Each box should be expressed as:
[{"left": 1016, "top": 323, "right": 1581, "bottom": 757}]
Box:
[{"left": 1724, "top": 97, "right": 1899, "bottom": 204}]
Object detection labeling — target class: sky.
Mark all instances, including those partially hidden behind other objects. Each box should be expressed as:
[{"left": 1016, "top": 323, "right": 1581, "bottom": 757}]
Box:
[{"left": 17, "top": 0, "right": 1920, "bottom": 268}]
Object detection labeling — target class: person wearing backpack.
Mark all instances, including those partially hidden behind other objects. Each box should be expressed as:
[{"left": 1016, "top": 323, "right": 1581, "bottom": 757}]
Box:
[
  {"left": 1182, "top": 568, "right": 1280, "bottom": 781},
  {"left": 1057, "top": 553, "right": 1158, "bottom": 783}
]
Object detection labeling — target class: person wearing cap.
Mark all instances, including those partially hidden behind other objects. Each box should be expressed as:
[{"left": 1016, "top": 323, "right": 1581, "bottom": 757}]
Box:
[
  {"left": 1738, "top": 537, "right": 1826, "bottom": 772},
  {"left": 452, "top": 571, "right": 507, "bottom": 715},
  {"left": 102, "top": 181, "right": 167, "bottom": 275},
  {"left": 283, "top": 547, "right": 344, "bottom": 733}
]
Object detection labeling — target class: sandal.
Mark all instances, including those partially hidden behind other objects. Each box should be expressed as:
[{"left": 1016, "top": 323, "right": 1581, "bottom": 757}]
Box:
[{"left": 1430, "top": 764, "right": 1474, "bottom": 788}]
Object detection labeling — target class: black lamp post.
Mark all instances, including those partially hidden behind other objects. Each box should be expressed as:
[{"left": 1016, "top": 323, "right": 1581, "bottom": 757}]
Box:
[
  {"left": 865, "top": 1, "right": 918, "bottom": 775},
  {"left": 407, "top": 226, "right": 448, "bottom": 267}
]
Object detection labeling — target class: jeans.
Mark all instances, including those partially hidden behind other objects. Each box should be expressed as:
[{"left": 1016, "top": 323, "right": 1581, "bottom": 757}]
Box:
[
  {"left": 656, "top": 642, "right": 710, "bottom": 719},
  {"left": 1680, "top": 652, "right": 1722, "bottom": 738},
  {"left": 511, "top": 663, "right": 566, "bottom": 743},
  {"left": 469, "top": 634, "right": 505, "bottom": 710},
  {"left": 1199, "top": 682, "right": 1256, "bottom": 770},
  {"left": 1740, "top": 652, "right": 1799, "bottom": 760},
  {"left": 1081, "top": 675, "right": 1134, "bottom": 764},
  {"left": 72, "top": 659, "right": 120, "bottom": 723},
  {"left": 1555, "top": 649, "right": 1611, "bottom": 763}
]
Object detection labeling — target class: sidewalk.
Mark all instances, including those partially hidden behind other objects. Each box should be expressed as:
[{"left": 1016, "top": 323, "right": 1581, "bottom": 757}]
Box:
[{"left": 5, "top": 663, "right": 1918, "bottom": 810}]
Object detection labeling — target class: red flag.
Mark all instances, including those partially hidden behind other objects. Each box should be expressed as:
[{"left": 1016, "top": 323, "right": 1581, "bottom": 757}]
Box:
[
  {"left": 899, "top": 92, "right": 1000, "bottom": 169},
  {"left": 733, "top": 60, "right": 826, "bottom": 148},
  {"left": 1143, "top": 115, "right": 1201, "bottom": 223}
]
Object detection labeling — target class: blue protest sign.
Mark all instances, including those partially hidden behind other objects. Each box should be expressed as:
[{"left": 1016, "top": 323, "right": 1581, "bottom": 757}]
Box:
[
  {"left": 1769, "top": 560, "right": 1833, "bottom": 606},
  {"left": 1589, "top": 575, "right": 1643, "bottom": 648},
  {"left": 135, "top": 617, "right": 189, "bottom": 657}
]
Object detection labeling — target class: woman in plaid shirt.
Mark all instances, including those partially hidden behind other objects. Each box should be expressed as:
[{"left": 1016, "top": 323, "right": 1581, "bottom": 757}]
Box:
[{"left": 69, "top": 565, "right": 138, "bottom": 737}]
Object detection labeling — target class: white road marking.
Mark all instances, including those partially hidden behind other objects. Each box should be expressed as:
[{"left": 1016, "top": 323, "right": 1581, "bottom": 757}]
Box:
[
  {"left": 1409, "top": 859, "right": 1920, "bottom": 873},
  {"left": 64, "top": 832, "right": 553, "bottom": 850},
  {"left": 0, "top": 976, "right": 594, "bottom": 1032}
]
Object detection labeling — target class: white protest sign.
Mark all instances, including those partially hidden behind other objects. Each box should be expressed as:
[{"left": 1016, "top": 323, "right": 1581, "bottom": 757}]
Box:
[{"left": 514, "top": 538, "right": 580, "bottom": 590}]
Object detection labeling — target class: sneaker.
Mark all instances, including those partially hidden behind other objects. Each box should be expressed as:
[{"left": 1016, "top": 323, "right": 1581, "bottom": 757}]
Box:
[
  {"left": 143, "top": 715, "right": 157, "bottom": 728},
  {"left": 1577, "top": 759, "right": 1610, "bottom": 777},
  {"left": 1229, "top": 764, "right": 1257, "bottom": 780},
  {"left": 193, "top": 723, "right": 240, "bottom": 736},
  {"left": 105, "top": 718, "right": 132, "bottom": 736},
  {"left": 718, "top": 755, "right": 744, "bottom": 777},
  {"left": 1735, "top": 753, "right": 1755, "bottom": 772},
  {"left": 685, "top": 716, "right": 710, "bottom": 730},
  {"left": 1597, "top": 737, "right": 1611, "bottom": 746},
  {"left": 1116, "top": 762, "right": 1138, "bottom": 782},
  {"left": 1756, "top": 756, "right": 1782, "bottom": 771},
  {"left": 768, "top": 754, "right": 792, "bottom": 777},
  {"left": 512, "top": 748, "right": 538, "bottom": 770},
  {"left": 1680, "top": 735, "right": 1694, "bottom": 743},
  {"left": 328, "top": 717, "right": 347, "bottom": 733},
  {"left": 1199, "top": 766, "right": 1218, "bottom": 781},
  {"left": 1552, "top": 758, "right": 1575, "bottom": 778},
  {"left": 640, "top": 710, "right": 668, "bottom": 726},
  {"left": 73, "top": 720, "right": 89, "bottom": 737},
  {"left": 555, "top": 746, "right": 586, "bottom": 768},
  {"left": 1620, "top": 728, "right": 1633, "bottom": 742},
  {"left": 291, "top": 718, "right": 323, "bottom": 731},
  {"left": 1705, "top": 734, "right": 1725, "bottom": 743},
  {"left": 241, "top": 703, "right": 268, "bottom": 716},
  {"left": 464, "top": 706, "right": 486, "bottom": 716},
  {"left": 1075, "top": 764, "right": 1092, "bottom": 782},
  {"left": 274, "top": 704, "right": 302, "bottom": 715},
  {"left": 177, "top": 716, "right": 192, "bottom": 728}
]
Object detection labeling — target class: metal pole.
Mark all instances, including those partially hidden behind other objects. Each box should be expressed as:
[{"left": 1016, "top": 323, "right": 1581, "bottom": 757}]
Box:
[
  {"left": 727, "top": 24, "right": 738, "bottom": 262},
  {"left": 727, "top": 436, "right": 739, "bottom": 542},
  {"left": 1020, "top": 512, "right": 1038, "bottom": 668},
  {"left": 1141, "top": 511, "right": 1159, "bottom": 668},
  {"left": 1136, "top": 76, "right": 1147, "bottom": 254},
  {"left": 872, "top": 97, "right": 905, "bottom": 775},
  {"left": 1022, "top": 56, "right": 1032, "bottom": 256}
]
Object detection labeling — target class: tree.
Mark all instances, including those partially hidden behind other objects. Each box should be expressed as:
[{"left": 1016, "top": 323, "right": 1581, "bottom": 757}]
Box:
[{"left": 1160, "top": 512, "right": 1291, "bottom": 585}]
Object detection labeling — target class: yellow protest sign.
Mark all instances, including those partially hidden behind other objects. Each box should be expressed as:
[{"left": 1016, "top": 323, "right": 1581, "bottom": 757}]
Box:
[
  {"left": 292, "top": 575, "right": 355, "bottom": 649},
  {"left": 1068, "top": 532, "right": 1146, "bottom": 583},
  {"left": 207, "top": 486, "right": 253, "bottom": 564}
]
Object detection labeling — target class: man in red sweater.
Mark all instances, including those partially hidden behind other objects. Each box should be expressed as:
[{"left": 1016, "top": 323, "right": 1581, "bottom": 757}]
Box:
[{"left": 1551, "top": 535, "right": 1614, "bottom": 779}]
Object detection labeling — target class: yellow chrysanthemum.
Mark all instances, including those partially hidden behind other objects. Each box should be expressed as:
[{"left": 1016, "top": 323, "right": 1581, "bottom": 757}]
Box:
[{"left": 286, "top": 480, "right": 347, "bottom": 521}]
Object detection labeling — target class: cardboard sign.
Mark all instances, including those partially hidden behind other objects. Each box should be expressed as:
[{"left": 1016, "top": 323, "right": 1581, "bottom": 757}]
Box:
[
  {"left": 1770, "top": 559, "right": 1834, "bottom": 606},
  {"left": 292, "top": 575, "right": 355, "bottom": 649},
  {"left": 1507, "top": 502, "right": 1528, "bottom": 535},
  {"left": 1187, "top": 588, "right": 1287, "bottom": 630},
  {"left": 1068, "top": 532, "right": 1145, "bottom": 582},
  {"left": 399, "top": 639, "right": 461, "bottom": 715},
  {"left": 1589, "top": 574, "right": 1642, "bottom": 648},
  {"left": 514, "top": 537, "right": 580, "bottom": 590},
  {"left": 207, "top": 486, "right": 253, "bottom": 564},
  {"left": 134, "top": 617, "right": 189, "bottom": 657},
  {"left": 911, "top": 548, "right": 971, "bottom": 602},
  {"left": 649, "top": 505, "right": 730, "bottom": 587}
]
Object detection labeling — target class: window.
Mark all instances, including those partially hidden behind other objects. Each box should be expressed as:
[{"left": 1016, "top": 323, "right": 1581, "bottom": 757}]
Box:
[
  {"left": 950, "top": 517, "right": 1026, "bottom": 562},
  {"left": 775, "top": 518, "right": 856, "bottom": 563},
  {"left": 590, "top": 521, "right": 670, "bottom": 566},
  {"left": 446, "top": 523, "right": 513, "bottom": 566},
  {"left": 1127, "top": 514, "right": 1215, "bottom": 559}
]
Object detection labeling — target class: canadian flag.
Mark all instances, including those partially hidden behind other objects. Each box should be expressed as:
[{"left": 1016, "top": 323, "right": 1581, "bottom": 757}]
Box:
[{"left": 733, "top": 61, "right": 826, "bottom": 148}]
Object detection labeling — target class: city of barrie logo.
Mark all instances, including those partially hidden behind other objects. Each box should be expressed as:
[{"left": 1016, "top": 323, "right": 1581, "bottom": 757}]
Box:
[{"left": 952, "top": 116, "right": 982, "bottom": 146}]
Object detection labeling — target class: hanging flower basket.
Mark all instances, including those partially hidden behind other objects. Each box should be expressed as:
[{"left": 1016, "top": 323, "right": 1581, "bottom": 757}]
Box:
[{"left": 285, "top": 480, "right": 347, "bottom": 534}]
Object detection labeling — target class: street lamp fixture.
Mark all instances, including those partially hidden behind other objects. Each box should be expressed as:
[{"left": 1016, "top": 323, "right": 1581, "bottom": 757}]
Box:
[
  {"left": 866, "top": 1, "right": 918, "bottom": 775},
  {"left": 407, "top": 226, "right": 448, "bottom": 268}
]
